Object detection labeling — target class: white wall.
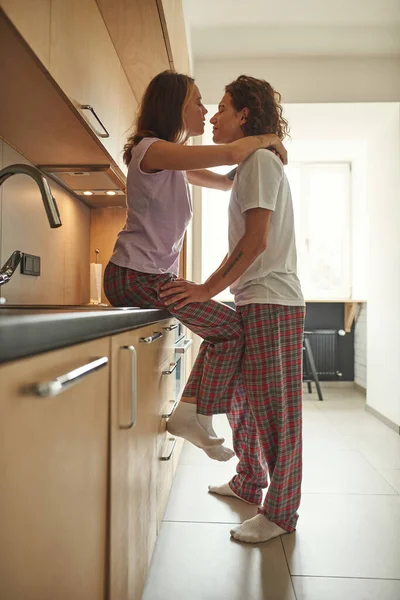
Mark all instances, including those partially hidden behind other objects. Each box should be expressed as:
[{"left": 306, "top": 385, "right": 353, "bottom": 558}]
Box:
[
  {"left": 0, "top": 140, "right": 90, "bottom": 305},
  {"left": 194, "top": 57, "right": 400, "bottom": 105},
  {"left": 366, "top": 105, "right": 400, "bottom": 426}
]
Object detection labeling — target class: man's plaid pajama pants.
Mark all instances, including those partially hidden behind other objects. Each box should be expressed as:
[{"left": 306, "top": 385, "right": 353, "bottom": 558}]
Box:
[{"left": 228, "top": 303, "right": 305, "bottom": 532}]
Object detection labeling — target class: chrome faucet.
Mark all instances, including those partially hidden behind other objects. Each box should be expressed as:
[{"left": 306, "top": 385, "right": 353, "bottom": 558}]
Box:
[{"left": 0, "top": 164, "right": 62, "bottom": 287}]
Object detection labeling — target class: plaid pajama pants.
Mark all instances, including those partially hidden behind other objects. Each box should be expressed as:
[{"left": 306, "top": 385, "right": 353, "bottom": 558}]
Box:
[
  {"left": 104, "top": 262, "right": 244, "bottom": 415},
  {"left": 228, "top": 303, "right": 305, "bottom": 532}
]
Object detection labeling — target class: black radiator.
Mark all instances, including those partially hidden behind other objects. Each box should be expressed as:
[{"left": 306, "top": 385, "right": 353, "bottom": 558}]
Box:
[{"left": 303, "top": 329, "right": 341, "bottom": 380}]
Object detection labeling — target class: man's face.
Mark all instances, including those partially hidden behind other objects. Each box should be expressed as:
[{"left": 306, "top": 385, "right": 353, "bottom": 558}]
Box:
[{"left": 210, "top": 93, "right": 248, "bottom": 144}]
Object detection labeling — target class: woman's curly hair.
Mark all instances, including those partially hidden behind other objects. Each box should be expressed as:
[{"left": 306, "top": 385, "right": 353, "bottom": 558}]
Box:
[{"left": 225, "top": 75, "right": 289, "bottom": 140}]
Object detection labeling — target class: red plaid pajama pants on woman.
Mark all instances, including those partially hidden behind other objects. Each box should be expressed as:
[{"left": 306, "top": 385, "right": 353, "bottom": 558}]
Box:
[
  {"left": 103, "top": 262, "right": 244, "bottom": 415},
  {"left": 228, "top": 303, "right": 305, "bottom": 532}
]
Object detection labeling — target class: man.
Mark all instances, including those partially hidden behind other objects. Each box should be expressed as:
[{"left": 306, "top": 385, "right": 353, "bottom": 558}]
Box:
[{"left": 161, "top": 75, "right": 305, "bottom": 543}]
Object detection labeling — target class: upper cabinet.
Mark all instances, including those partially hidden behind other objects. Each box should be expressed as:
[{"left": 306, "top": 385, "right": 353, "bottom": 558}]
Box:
[
  {"left": 50, "top": 0, "right": 121, "bottom": 161},
  {"left": 0, "top": 0, "right": 51, "bottom": 69},
  {"left": 116, "top": 68, "right": 138, "bottom": 175},
  {"left": 157, "top": 0, "right": 191, "bottom": 75},
  {"left": 96, "top": 0, "right": 171, "bottom": 102},
  {"left": 0, "top": 0, "right": 190, "bottom": 205}
]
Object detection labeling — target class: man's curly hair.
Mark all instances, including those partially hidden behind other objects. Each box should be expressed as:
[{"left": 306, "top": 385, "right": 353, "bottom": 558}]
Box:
[{"left": 225, "top": 75, "right": 289, "bottom": 140}]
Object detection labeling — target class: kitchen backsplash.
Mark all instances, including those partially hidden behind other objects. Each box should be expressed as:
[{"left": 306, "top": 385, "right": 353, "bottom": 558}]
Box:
[{"left": 0, "top": 139, "right": 90, "bottom": 305}]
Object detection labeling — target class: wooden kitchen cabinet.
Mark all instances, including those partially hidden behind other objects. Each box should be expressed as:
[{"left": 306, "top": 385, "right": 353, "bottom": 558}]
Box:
[
  {"left": 157, "top": 0, "right": 191, "bottom": 74},
  {"left": 50, "top": 0, "right": 121, "bottom": 161},
  {"left": 96, "top": 0, "right": 171, "bottom": 102},
  {"left": 110, "top": 321, "right": 168, "bottom": 600},
  {"left": 117, "top": 68, "right": 139, "bottom": 175},
  {"left": 0, "top": 0, "right": 51, "bottom": 69},
  {"left": 156, "top": 354, "right": 181, "bottom": 530},
  {"left": 0, "top": 337, "right": 110, "bottom": 600},
  {"left": 109, "top": 317, "right": 184, "bottom": 600}
]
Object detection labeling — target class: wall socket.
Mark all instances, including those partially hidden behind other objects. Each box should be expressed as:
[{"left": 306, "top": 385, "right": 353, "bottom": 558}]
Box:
[{"left": 20, "top": 253, "right": 41, "bottom": 276}]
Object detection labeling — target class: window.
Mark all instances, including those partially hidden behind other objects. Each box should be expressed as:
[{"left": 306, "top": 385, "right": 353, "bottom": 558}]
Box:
[{"left": 286, "top": 162, "right": 352, "bottom": 299}]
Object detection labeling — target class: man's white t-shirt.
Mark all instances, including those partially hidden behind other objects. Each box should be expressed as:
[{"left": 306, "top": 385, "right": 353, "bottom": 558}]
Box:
[{"left": 228, "top": 149, "right": 304, "bottom": 307}]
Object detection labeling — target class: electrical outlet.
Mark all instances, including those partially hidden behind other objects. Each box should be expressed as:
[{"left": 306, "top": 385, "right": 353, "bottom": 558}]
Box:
[{"left": 20, "top": 253, "right": 41, "bottom": 276}]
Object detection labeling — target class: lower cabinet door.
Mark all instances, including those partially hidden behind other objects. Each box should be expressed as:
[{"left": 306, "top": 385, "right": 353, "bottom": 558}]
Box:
[
  {"left": 109, "top": 326, "right": 161, "bottom": 600},
  {"left": 0, "top": 338, "right": 110, "bottom": 600}
]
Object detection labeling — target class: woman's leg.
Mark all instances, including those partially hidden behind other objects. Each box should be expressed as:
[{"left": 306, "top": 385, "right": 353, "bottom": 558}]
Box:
[
  {"left": 229, "top": 304, "right": 305, "bottom": 543},
  {"left": 104, "top": 263, "right": 244, "bottom": 454}
]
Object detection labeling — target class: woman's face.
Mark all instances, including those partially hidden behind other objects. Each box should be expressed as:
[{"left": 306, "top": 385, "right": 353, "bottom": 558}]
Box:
[{"left": 184, "top": 85, "right": 208, "bottom": 137}]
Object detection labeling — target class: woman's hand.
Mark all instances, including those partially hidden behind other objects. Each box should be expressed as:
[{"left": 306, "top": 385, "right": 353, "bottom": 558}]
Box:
[
  {"left": 160, "top": 279, "right": 211, "bottom": 309},
  {"left": 259, "top": 134, "right": 287, "bottom": 165}
]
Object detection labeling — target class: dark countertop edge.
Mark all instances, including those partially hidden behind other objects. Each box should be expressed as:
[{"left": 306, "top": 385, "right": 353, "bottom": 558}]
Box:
[{"left": 0, "top": 308, "right": 171, "bottom": 365}]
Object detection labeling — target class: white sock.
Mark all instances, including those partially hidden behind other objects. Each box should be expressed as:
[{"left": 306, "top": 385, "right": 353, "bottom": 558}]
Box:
[
  {"left": 208, "top": 482, "right": 258, "bottom": 504},
  {"left": 197, "top": 414, "right": 213, "bottom": 429},
  {"left": 230, "top": 514, "right": 287, "bottom": 543},
  {"left": 203, "top": 446, "right": 236, "bottom": 462},
  {"left": 196, "top": 415, "right": 235, "bottom": 461},
  {"left": 167, "top": 402, "right": 224, "bottom": 449}
]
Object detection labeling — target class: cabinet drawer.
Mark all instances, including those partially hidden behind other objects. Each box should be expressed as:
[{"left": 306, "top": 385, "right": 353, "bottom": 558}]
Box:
[
  {"left": 156, "top": 438, "right": 175, "bottom": 529},
  {"left": 156, "top": 355, "right": 176, "bottom": 452},
  {"left": 139, "top": 318, "right": 178, "bottom": 369}
]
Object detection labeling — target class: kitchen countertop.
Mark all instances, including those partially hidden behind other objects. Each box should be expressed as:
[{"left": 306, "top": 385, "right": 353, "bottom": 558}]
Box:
[{"left": 0, "top": 306, "right": 170, "bottom": 364}]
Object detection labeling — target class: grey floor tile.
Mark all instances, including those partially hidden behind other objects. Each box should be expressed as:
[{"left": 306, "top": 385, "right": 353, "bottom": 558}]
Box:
[
  {"left": 163, "top": 464, "right": 258, "bottom": 523},
  {"left": 302, "top": 449, "right": 397, "bottom": 495},
  {"left": 343, "top": 430, "right": 400, "bottom": 470},
  {"left": 317, "top": 405, "right": 394, "bottom": 436},
  {"left": 292, "top": 576, "right": 400, "bottom": 600},
  {"left": 143, "top": 522, "right": 296, "bottom": 600},
  {"left": 146, "top": 386, "right": 400, "bottom": 597},
  {"left": 378, "top": 470, "right": 400, "bottom": 494},
  {"left": 283, "top": 494, "right": 400, "bottom": 579},
  {"left": 302, "top": 411, "right": 351, "bottom": 452}
]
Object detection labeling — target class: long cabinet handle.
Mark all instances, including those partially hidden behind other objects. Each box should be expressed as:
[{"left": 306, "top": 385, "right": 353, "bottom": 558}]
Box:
[
  {"left": 81, "top": 105, "right": 110, "bottom": 138},
  {"left": 174, "top": 338, "right": 193, "bottom": 355},
  {"left": 160, "top": 437, "right": 177, "bottom": 461},
  {"left": 140, "top": 332, "right": 163, "bottom": 344},
  {"left": 163, "top": 323, "right": 179, "bottom": 332},
  {"left": 27, "top": 356, "right": 108, "bottom": 397},
  {"left": 161, "top": 400, "right": 178, "bottom": 419},
  {"left": 162, "top": 362, "right": 177, "bottom": 375},
  {"left": 119, "top": 345, "right": 137, "bottom": 430}
]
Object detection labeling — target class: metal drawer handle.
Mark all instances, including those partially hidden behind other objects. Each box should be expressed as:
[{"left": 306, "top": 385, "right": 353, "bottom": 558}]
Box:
[
  {"left": 163, "top": 323, "right": 179, "bottom": 332},
  {"left": 81, "top": 105, "right": 110, "bottom": 138},
  {"left": 140, "top": 332, "right": 163, "bottom": 344},
  {"left": 27, "top": 356, "right": 108, "bottom": 397},
  {"left": 174, "top": 338, "right": 193, "bottom": 355},
  {"left": 160, "top": 437, "right": 177, "bottom": 461},
  {"left": 162, "top": 362, "right": 177, "bottom": 375},
  {"left": 161, "top": 400, "right": 178, "bottom": 419},
  {"left": 119, "top": 345, "right": 137, "bottom": 429}
]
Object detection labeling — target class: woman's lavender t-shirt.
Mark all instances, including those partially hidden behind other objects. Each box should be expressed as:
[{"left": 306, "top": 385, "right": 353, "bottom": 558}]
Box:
[{"left": 110, "top": 137, "right": 193, "bottom": 275}]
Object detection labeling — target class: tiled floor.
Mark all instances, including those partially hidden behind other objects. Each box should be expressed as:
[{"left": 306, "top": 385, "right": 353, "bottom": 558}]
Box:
[{"left": 143, "top": 386, "right": 400, "bottom": 600}]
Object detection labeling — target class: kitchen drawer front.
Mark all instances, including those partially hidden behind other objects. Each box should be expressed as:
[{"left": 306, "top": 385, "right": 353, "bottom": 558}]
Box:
[
  {"left": 156, "top": 355, "right": 176, "bottom": 453},
  {"left": 138, "top": 318, "right": 179, "bottom": 369},
  {"left": 155, "top": 355, "right": 178, "bottom": 529}
]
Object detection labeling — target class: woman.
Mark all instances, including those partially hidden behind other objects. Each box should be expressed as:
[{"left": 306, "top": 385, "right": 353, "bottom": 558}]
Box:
[{"left": 104, "top": 71, "right": 287, "bottom": 461}]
